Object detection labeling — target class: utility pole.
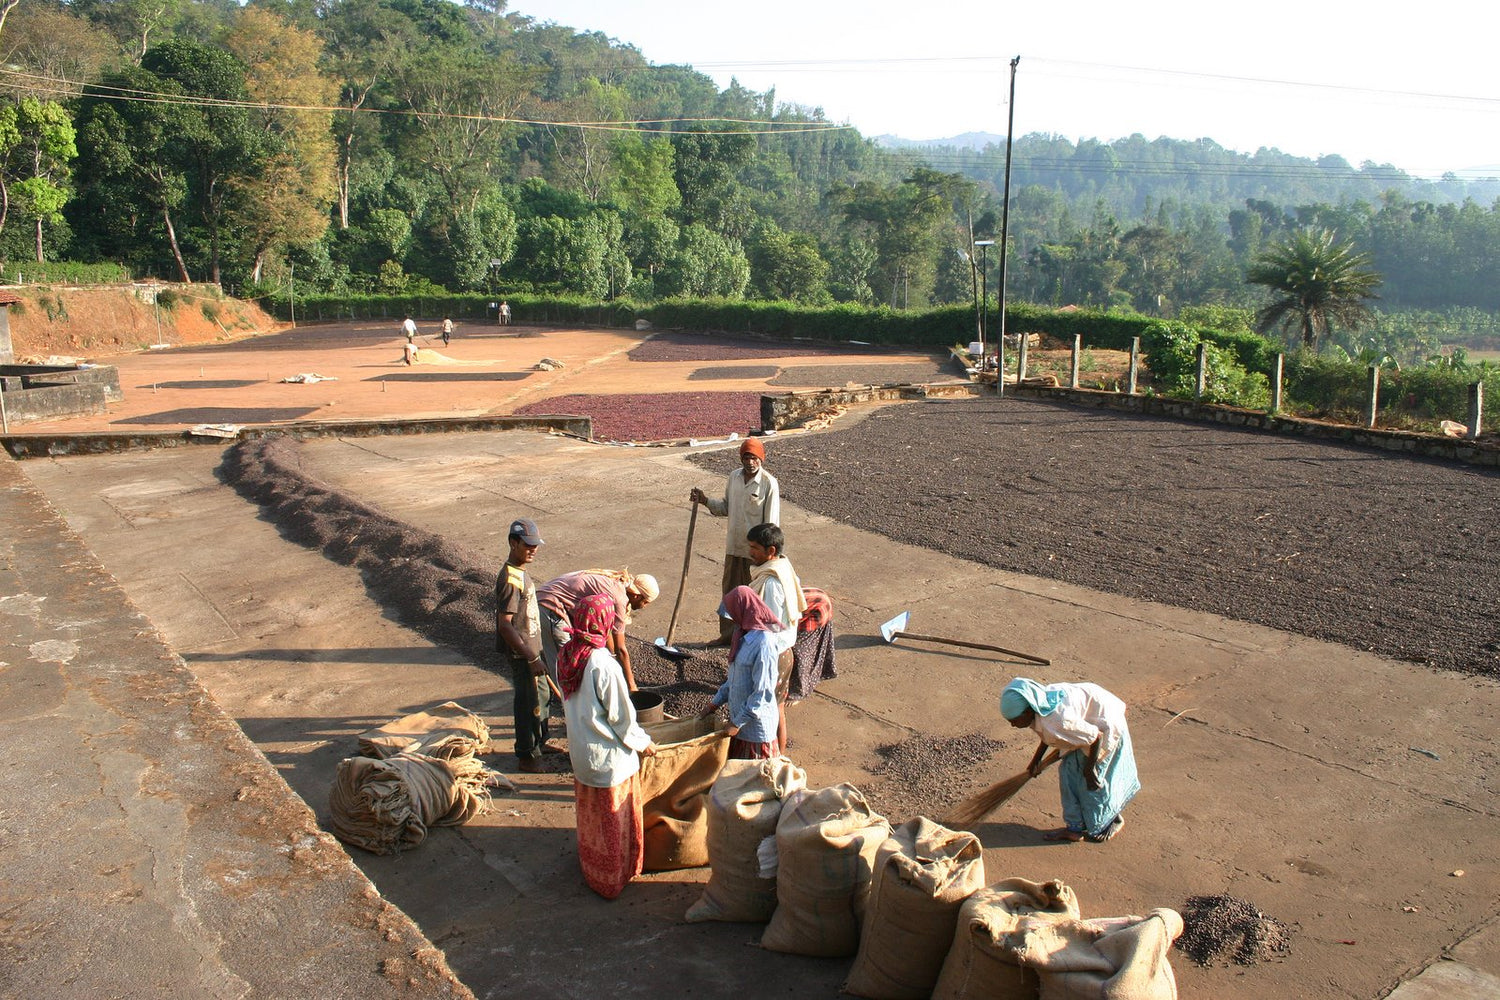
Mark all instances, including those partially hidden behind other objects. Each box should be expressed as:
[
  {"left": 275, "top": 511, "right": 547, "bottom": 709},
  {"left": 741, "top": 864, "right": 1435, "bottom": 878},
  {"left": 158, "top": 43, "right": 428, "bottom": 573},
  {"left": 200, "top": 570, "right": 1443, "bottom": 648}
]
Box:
[
  {"left": 974, "top": 240, "right": 994, "bottom": 365},
  {"left": 996, "top": 55, "right": 1019, "bottom": 397}
]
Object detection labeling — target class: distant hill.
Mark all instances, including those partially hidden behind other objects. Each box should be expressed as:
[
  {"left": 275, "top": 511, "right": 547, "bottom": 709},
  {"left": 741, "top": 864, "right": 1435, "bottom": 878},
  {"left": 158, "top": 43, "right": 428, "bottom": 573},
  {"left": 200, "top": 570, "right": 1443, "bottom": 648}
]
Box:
[{"left": 874, "top": 132, "right": 1006, "bottom": 151}]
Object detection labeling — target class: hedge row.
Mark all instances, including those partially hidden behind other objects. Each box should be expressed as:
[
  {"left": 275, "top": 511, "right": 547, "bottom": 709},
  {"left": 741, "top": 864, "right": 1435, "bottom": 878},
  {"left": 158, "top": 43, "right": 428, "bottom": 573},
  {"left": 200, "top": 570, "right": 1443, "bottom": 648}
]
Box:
[
  {"left": 0, "top": 260, "right": 132, "bottom": 285},
  {"left": 1282, "top": 354, "right": 1500, "bottom": 427},
  {"left": 268, "top": 291, "right": 1227, "bottom": 353},
  {"left": 282, "top": 292, "right": 637, "bottom": 328},
  {"left": 267, "top": 291, "right": 1496, "bottom": 432}
]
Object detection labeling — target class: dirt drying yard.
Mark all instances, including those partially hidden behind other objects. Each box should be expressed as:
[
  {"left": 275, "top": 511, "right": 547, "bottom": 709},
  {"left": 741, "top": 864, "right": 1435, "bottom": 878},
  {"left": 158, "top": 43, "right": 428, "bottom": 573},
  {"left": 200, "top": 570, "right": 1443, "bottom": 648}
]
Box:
[{"left": 731, "top": 396, "right": 1500, "bottom": 680}]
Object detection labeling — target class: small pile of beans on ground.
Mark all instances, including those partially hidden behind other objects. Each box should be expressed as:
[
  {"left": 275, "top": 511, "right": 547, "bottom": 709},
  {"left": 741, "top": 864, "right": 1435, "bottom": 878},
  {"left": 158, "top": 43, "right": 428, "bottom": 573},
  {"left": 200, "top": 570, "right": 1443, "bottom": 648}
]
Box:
[{"left": 1179, "top": 894, "right": 1293, "bottom": 966}]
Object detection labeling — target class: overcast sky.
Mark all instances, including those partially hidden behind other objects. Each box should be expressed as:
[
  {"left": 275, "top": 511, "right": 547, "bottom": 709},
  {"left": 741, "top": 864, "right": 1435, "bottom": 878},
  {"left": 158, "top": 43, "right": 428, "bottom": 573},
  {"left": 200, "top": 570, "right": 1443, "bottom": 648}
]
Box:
[{"left": 515, "top": 0, "right": 1500, "bottom": 178}]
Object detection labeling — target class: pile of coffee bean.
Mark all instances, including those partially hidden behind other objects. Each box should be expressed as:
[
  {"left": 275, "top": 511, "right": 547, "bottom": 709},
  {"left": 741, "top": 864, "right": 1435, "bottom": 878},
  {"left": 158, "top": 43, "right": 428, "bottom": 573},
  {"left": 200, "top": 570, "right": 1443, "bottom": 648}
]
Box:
[
  {"left": 864, "top": 732, "right": 1008, "bottom": 824},
  {"left": 625, "top": 636, "right": 727, "bottom": 718},
  {"left": 1179, "top": 894, "right": 1292, "bottom": 966}
]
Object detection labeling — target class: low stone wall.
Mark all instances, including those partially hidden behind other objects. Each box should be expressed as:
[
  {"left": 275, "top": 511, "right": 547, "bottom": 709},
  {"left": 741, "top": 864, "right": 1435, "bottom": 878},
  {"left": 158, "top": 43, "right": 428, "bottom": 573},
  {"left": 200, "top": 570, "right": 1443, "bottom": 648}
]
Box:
[
  {"left": 761, "top": 380, "right": 980, "bottom": 430},
  {"left": 1011, "top": 384, "right": 1500, "bottom": 467},
  {"left": 2, "top": 413, "right": 593, "bottom": 458}
]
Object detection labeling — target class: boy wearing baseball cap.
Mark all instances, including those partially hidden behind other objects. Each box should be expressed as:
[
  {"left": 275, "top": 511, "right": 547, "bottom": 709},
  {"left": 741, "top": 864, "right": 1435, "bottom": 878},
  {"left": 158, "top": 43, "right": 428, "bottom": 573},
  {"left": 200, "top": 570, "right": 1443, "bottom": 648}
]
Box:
[{"left": 496, "top": 518, "right": 551, "bottom": 772}]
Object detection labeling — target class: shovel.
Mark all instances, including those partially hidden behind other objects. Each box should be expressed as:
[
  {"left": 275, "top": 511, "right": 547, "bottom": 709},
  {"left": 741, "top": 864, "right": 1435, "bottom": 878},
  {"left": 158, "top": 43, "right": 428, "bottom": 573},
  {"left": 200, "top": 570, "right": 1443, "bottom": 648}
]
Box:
[
  {"left": 654, "top": 502, "right": 699, "bottom": 660},
  {"left": 879, "top": 611, "right": 1050, "bottom": 666}
]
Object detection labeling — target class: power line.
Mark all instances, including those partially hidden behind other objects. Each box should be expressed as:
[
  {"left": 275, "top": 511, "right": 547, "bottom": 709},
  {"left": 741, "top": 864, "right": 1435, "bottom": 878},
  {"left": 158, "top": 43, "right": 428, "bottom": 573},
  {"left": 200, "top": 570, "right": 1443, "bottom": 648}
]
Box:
[{"left": 0, "top": 66, "right": 854, "bottom": 135}]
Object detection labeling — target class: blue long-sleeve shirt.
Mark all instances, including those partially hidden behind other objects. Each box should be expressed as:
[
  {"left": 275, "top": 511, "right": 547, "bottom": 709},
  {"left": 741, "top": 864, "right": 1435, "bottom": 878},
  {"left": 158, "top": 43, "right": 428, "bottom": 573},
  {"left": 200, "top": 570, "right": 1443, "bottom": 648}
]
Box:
[{"left": 712, "top": 629, "right": 780, "bottom": 744}]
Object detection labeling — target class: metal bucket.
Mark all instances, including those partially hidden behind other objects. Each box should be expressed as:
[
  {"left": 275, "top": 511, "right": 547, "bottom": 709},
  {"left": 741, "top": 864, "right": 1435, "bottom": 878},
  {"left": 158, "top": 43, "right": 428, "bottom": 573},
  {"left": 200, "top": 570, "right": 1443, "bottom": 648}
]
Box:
[{"left": 630, "top": 689, "right": 666, "bottom": 725}]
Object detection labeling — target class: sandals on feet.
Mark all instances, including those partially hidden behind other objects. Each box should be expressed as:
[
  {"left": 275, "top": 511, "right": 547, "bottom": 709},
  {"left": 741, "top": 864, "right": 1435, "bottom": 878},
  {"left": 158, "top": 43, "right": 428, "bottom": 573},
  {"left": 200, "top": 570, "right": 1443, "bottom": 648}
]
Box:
[{"left": 1085, "top": 816, "right": 1125, "bottom": 843}]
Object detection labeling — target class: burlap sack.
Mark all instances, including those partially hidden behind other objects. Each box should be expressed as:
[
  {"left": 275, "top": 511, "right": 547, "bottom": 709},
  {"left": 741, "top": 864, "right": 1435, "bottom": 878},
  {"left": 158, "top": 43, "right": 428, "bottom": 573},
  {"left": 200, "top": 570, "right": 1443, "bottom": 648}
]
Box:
[
  {"left": 357, "top": 701, "right": 490, "bottom": 760},
  {"left": 1025, "top": 909, "right": 1183, "bottom": 1000},
  {"left": 327, "top": 751, "right": 493, "bottom": 855},
  {"left": 931, "top": 878, "right": 1082, "bottom": 1000},
  {"left": 685, "top": 756, "right": 808, "bottom": 923},
  {"left": 759, "top": 783, "right": 891, "bottom": 957},
  {"left": 637, "top": 715, "right": 730, "bottom": 870},
  {"left": 844, "top": 817, "right": 987, "bottom": 999}
]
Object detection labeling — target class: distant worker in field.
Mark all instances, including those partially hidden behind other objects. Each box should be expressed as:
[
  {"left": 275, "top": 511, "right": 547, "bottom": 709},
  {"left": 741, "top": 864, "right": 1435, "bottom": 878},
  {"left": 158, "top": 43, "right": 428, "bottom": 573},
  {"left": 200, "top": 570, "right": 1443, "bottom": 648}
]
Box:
[
  {"left": 690, "top": 436, "right": 780, "bottom": 645},
  {"left": 441, "top": 317, "right": 454, "bottom": 346},
  {"left": 1001, "top": 677, "right": 1139, "bottom": 843},
  {"left": 402, "top": 316, "right": 417, "bottom": 342},
  {"left": 402, "top": 340, "right": 418, "bottom": 365},
  {"left": 499, "top": 301, "right": 512, "bottom": 326}
]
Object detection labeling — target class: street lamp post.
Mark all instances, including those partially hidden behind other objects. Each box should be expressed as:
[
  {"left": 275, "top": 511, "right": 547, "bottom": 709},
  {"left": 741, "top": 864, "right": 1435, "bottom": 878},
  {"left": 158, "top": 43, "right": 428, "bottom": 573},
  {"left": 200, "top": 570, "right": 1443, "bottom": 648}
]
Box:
[{"left": 973, "top": 240, "right": 994, "bottom": 369}]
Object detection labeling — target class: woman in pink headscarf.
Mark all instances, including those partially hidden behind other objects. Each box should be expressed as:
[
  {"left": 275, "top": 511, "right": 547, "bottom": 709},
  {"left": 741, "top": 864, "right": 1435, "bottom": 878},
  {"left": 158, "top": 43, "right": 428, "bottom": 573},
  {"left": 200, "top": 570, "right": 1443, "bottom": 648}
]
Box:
[
  {"left": 700, "top": 585, "right": 784, "bottom": 759},
  {"left": 558, "top": 593, "right": 656, "bottom": 898}
]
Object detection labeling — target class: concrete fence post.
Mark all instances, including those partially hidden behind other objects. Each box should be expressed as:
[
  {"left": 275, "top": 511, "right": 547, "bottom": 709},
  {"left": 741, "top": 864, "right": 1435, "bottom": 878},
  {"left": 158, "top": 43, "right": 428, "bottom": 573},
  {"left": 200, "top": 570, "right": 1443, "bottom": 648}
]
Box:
[
  {"left": 1195, "top": 343, "right": 1208, "bottom": 399},
  {"left": 1272, "top": 353, "right": 1284, "bottom": 413},
  {"left": 1017, "top": 333, "right": 1029, "bottom": 382},
  {"left": 1070, "top": 334, "right": 1081, "bottom": 389},
  {"left": 1365, "top": 366, "right": 1380, "bottom": 428},
  {"left": 1469, "top": 381, "right": 1484, "bottom": 440},
  {"left": 1127, "top": 337, "right": 1140, "bottom": 395}
]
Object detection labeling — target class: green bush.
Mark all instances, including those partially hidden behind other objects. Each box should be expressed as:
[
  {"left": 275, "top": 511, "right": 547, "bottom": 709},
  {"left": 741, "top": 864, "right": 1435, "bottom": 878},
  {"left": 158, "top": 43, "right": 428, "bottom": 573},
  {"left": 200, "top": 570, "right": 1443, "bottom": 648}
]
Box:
[
  {"left": 1143, "top": 321, "right": 1270, "bottom": 409},
  {"left": 0, "top": 260, "right": 130, "bottom": 285},
  {"left": 1282, "top": 352, "right": 1500, "bottom": 429},
  {"left": 37, "top": 294, "right": 67, "bottom": 321},
  {"left": 156, "top": 289, "right": 180, "bottom": 310}
]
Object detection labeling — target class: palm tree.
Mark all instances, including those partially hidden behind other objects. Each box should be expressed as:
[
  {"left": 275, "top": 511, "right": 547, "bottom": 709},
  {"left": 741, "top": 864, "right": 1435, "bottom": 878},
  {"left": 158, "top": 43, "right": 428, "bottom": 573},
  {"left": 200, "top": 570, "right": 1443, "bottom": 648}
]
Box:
[{"left": 1247, "top": 229, "right": 1381, "bottom": 349}]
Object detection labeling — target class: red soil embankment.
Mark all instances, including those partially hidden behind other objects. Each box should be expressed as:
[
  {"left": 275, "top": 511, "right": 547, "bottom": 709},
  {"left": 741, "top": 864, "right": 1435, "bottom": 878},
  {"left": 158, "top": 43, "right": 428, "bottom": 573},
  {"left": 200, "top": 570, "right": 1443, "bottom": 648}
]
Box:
[{"left": 7, "top": 285, "right": 283, "bottom": 361}]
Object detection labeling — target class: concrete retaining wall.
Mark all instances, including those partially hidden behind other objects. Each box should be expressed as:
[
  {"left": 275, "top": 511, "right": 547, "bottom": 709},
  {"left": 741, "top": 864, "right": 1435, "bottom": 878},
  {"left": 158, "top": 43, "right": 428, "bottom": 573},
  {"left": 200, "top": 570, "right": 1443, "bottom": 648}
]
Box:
[
  {"left": 2, "top": 381, "right": 109, "bottom": 426},
  {"left": 2, "top": 413, "right": 594, "bottom": 458},
  {"left": 2, "top": 363, "right": 123, "bottom": 402}
]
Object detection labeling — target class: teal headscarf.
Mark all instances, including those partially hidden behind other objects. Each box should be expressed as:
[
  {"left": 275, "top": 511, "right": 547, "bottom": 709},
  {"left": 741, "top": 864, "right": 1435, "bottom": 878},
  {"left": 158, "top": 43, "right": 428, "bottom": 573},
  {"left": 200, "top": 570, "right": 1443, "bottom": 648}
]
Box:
[{"left": 1000, "top": 677, "right": 1063, "bottom": 720}]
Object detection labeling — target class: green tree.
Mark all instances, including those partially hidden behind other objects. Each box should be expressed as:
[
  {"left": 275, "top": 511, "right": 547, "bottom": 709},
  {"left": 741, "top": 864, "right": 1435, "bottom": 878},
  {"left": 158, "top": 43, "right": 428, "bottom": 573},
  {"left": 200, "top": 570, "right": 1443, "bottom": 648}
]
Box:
[
  {"left": 1248, "top": 228, "right": 1382, "bottom": 349},
  {"left": 224, "top": 6, "right": 337, "bottom": 283},
  {"left": 511, "top": 211, "right": 627, "bottom": 298},
  {"left": 140, "top": 38, "right": 267, "bottom": 283},
  {"left": 6, "top": 99, "right": 78, "bottom": 263},
  {"left": 75, "top": 69, "right": 196, "bottom": 279},
  {"left": 660, "top": 223, "right": 748, "bottom": 298},
  {"left": 746, "top": 219, "right": 827, "bottom": 302},
  {"left": 609, "top": 133, "right": 680, "bottom": 219}
]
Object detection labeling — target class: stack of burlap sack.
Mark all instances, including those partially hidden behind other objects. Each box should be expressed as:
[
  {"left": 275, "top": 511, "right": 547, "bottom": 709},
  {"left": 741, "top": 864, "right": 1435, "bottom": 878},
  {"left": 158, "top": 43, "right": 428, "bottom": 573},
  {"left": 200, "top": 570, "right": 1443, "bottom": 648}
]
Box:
[
  {"left": 685, "top": 758, "right": 1183, "bottom": 999},
  {"left": 328, "top": 701, "right": 509, "bottom": 856}
]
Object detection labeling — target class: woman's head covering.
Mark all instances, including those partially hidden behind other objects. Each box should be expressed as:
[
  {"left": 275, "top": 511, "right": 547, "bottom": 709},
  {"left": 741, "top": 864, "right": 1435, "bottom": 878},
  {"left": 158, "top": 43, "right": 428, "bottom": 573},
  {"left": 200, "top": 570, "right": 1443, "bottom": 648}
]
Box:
[
  {"left": 1001, "top": 677, "right": 1064, "bottom": 721},
  {"left": 718, "top": 585, "right": 782, "bottom": 658},
  {"left": 630, "top": 574, "right": 660, "bottom": 603},
  {"left": 557, "top": 593, "right": 616, "bottom": 697},
  {"left": 739, "top": 437, "right": 765, "bottom": 460}
]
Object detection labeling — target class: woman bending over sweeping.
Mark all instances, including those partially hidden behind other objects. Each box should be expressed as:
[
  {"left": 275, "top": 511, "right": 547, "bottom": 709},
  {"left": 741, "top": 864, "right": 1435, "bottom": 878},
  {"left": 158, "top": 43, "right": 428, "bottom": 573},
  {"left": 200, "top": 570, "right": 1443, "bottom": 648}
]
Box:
[
  {"left": 1001, "top": 677, "right": 1140, "bottom": 843},
  {"left": 701, "top": 586, "right": 784, "bottom": 760},
  {"left": 560, "top": 594, "right": 657, "bottom": 898}
]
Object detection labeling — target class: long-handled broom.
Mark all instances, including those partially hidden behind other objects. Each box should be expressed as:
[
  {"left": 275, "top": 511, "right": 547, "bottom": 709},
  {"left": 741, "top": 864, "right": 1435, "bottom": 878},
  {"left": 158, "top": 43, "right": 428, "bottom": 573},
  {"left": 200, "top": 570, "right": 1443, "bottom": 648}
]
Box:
[{"left": 942, "top": 748, "right": 1065, "bottom": 830}]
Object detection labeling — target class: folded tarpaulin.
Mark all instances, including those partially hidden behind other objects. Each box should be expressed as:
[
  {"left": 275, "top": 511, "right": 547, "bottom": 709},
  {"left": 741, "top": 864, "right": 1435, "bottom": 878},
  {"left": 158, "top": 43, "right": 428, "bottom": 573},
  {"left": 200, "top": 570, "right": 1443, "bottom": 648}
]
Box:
[
  {"left": 358, "top": 701, "right": 492, "bottom": 761},
  {"left": 280, "top": 372, "right": 337, "bottom": 383}
]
